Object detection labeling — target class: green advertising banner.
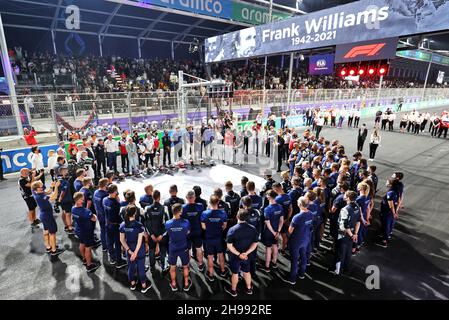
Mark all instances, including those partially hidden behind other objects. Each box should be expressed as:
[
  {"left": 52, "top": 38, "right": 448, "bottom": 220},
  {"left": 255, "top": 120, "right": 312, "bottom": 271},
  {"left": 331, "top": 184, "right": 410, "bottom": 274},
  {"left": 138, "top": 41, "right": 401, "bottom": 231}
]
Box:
[
  {"left": 396, "top": 50, "right": 449, "bottom": 67},
  {"left": 232, "top": 2, "right": 291, "bottom": 25}
]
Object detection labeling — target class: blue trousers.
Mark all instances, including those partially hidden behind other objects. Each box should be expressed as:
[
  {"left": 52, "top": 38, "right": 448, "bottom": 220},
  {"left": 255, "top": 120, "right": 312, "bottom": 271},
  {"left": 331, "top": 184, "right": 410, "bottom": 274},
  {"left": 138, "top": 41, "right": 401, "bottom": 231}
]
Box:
[
  {"left": 148, "top": 237, "right": 167, "bottom": 269},
  {"left": 335, "top": 237, "right": 352, "bottom": 271},
  {"left": 127, "top": 255, "right": 147, "bottom": 283},
  {"left": 106, "top": 224, "right": 121, "bottom": 262},
  {"left": 99, "top": 218, "right": 108, "bottom": 249},
  {"left": 357, "top": 222, "right": 367, "bottom": 246},
  {"left": 289, "top": 245, "right": 308, "bottom": 282},
  {"left": 381, "top": 212, "right": 395, "bottom": 241},
  {"left": 107, "top": 152, "right": 117, "bottom": 172}
]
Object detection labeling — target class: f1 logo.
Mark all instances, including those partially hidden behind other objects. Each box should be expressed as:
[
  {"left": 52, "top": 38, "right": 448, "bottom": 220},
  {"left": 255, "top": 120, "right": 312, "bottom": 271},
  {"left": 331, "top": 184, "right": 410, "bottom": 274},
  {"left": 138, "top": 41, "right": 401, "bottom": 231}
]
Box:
[{"left": 344, "top": 43, "right": 386, "bottom": 59}]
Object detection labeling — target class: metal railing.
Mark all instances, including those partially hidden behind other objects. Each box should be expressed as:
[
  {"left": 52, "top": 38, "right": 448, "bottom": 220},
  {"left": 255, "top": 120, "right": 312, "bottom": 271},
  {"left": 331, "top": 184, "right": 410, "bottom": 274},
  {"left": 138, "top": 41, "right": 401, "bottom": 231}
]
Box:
[{"left": 1, "top": 88, "right": 449, "bottom": 141}]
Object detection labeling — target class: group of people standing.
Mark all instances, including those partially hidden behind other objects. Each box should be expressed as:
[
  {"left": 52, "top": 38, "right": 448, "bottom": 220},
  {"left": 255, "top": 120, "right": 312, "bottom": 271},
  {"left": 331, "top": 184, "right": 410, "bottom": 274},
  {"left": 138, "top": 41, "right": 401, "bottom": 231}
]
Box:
[{"left": 19, "top": 120, "right": 405, "bottom": 297}]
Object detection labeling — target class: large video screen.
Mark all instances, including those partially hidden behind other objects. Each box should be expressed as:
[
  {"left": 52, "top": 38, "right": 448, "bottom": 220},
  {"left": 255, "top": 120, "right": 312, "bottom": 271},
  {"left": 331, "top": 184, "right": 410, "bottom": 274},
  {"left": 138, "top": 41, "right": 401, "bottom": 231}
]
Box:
[{"left": 205, "top": 0, "right": 449, "bottom": 63}]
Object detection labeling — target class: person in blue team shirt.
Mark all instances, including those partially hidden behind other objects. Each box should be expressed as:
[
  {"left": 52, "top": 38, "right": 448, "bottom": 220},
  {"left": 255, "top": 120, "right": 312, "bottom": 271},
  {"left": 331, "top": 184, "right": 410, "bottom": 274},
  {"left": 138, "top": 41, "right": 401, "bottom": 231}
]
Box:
[
  {"left": 139, "top": 184, "right": 154, "bottom": 209},
  {"left": 165, "top": 203, "right": 192, "bottom": 292},
  {"left": 31, "top": 180, "right": 65, "bottom": 257},
  {"left": 330, "top": 191, "right": 361, "bottom": 275},
  {"left": 355, "top": 182, "right": 370, "bottom": 253},
  {"left": 119, "top": 205, "right": 152, "bottom": 293},
  {"left": 56, "top": 166, "right": 75, "bottom": 235},
  {"left": 103, "top": 184, "right": 127, "bottom": 268},
  {"left": 262, "top": 190, "right": 284, "bottom": 273},
  {"left": 288, "top": 177, "right": 303, "bottom": 217},
  {"left": 201, "top": 195, "right": 228, "bottom": 282},
  {"left": 245, "top": 181, "right": 263, "bottom": 211},
  {"left": 281, "top": 196, "right": 313, "bottom": 285},
  {"left": 368, "top": 165, "right": 378, "bottom": 194},
  {"left": 391, "top": 172, "right": 404, "bottom": 233},
  {"left": 225, "top": 209, "right": 258, "bottom": 297},
  {"left": 328, "top": 163, "right": 340, "bottom": 190},
  {"left": 273, "top": 182, "right": 292, "bottom": 254},
  {"left": 312, "top": 188, "right": 326, "bottom": 251},
  {"left": 305, "top": 190, "right": 320, "bottom": 258},
  {"left": 72, "top": 192, "right": 101, "bottom": 272},
  {"left": 182, "top": 190, "right": 205, "bottom": 271},
  {"left": 377, "top": 178, "right": 400, "bottom": 248},
  {"left": 73, "top": 169, "right": 85, "bottom": 192},
  {"left": 93, "top": 178, "right": 109, "bottom": 251},
  {"left": 240, "top": 196, "right": 261, "bottom": 276},
  {"left": 239, "top": 176, "right": 249, "bottom": 197},
  {"left": 144, "top": 190, "right": 169, "bottom": 273}
]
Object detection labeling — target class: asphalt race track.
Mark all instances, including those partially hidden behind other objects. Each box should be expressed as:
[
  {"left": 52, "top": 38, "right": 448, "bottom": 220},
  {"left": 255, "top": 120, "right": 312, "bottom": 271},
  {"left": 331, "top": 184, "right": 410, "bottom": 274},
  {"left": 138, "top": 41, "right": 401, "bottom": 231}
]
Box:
[{"left": 0, "top": 106, "right": 448, "bottom": 300}]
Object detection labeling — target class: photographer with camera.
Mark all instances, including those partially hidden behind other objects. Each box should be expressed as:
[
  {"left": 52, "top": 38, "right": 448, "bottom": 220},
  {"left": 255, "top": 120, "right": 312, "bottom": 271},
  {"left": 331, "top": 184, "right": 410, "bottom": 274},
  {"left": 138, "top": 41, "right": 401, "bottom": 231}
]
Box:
[
  {"left": 57, "top": 165, "right": 75, "bottom": 235},
  {"left": 19, "top": 168, "right": 42, "bottom": 228},
  {"left": 78, "top": 150, "right": 95, "bottom": 179}
]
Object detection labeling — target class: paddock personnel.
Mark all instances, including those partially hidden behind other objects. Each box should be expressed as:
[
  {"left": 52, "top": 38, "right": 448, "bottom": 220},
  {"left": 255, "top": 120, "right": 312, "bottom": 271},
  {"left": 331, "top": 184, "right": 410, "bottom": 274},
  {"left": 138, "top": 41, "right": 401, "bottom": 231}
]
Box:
[
  {"left": 201, "top": 195, "right": 228, "bottom": 281},
  {"left": 165, "top": 203, "right": 192, "bottom": 292},
  {"left": 377, "top": 179, "right": 400, "bottom": 248},
  {"left": 57, "top": 166, "right": 75, "bottom": 235},
  {"left": 31, "top": 180, "right": 65, "bottom": 257},
  {"left": 19, "top": 168, "right": 41, "bottom": 228},
  {"left": 182, "top": 190, "right": 205, "bottom": 271},
  {"left": 330, "top": 191, "right": 360, "bottom": 275},
  {"left": 144, "top": 190, "right": 169, "bottom": 272},
  {"left": 103, "top": 184, "right": 127, "bottom": 268},
  {"left": 262, "top": 190, "right": 284, "bottom": 273},
  {"left": 225, "top": 209, "right": 258, "bottom": 297},
  {"left": 281, "top": 196, "right": 313, "bottom": 285},
  {"left": 93, "top": 178, "right": 109, "bottom": 251},
  {"left": 72, "top": 192, "right": 100, "bottom": 272},
  {"left": 120, "top": 205, "right": 152, "bottom": 293}
]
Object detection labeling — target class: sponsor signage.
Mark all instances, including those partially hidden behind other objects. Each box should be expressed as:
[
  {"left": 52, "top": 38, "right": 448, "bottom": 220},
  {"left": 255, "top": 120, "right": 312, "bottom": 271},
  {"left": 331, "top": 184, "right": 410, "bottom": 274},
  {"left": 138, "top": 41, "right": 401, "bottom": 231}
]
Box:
[
  {"left": 396, "top": 50, "right": 449, "bottom": 66},
  {"left": 335, "top": 37, "right": 398, "bottom": 63},
  {"left": 309, "top": 54, "right": 335, "bottom": 75},
  {"left": 205, "top": 0, "right": 449, "bottom": 63},
  {"left": 136, "top": 0, "right": 291, "bottom": 24}
]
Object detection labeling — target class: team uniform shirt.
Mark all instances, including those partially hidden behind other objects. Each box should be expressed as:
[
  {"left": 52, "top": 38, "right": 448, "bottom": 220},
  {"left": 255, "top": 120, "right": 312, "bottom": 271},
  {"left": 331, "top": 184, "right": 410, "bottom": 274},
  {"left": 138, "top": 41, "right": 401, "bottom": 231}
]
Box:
[
  {"left": 338, "top": 202, "right": 361, "bottom": 240},
  {"left": 144, "top": 202, "right": 168, "bottom": 237},
  {"left": 71, "top": 206, "right": 95, "bottom": 245},
  {"left": 246, "top": 208, "right": 262, "bottom": 235},
  {"left": 19, "top": 177, "right": 36, "bottom": 210},
  {"left": 309, "top": 200, "right": 322, "bottom": 228},
  {"left": 226, "top": 222, "right": 258, "bottom": 261},
  {"left": 165, "top": 218, "right": 190, "bottom": 252},
  {"left": 275, "top": 194, "right": 291, "bottom": 221},
  {"left": 201, "top": 209, "right": 227, "bottom": 242},
  {"left": 33, "top": 192, "right": 53, "bottom": 214},
  {"left": 225, "top": 191, "right": 241, "bottom": 221},
  {"left": 356, "top": 195, "right": 368, "bottom": 222},
  {"left": 288, "top": 187, "right": 303, "bottom": 216},
  {"left": 281, "top": 180, "right": 292, "bottom": 193},
  {"left": 381, "top": 190, "right": 399, "bottom": 215},
  {"left": 247, "top": 194, "right": 263, "bottom": 211},
  {"left": 263, "top": 204, "right": 283, "bottom": 232},
  {"left": 93, "top": 189, "right": 109, "bottom": 223},
  {"left": 139, "top": 194, "right": 153, "bottom": 209},
  {"left": 181, "top": 203, "right": 204, "bottom": 238},
  {"left": 74, "top": 179, "right": 83, "bottom": 192},
  {"left": 103, "top": 197, "right": 122, "bottom": 225},
  {"left": 289, "top": 210, "right": 314, "bottom": 248},
  {"left": 119, "top": 220, "right": 146, "bottom": 259},
  {"left": 58, "top": 178, "right": 72, "bottom": 204},
  {"left": 163, "top": 196, "right": 185, "bottom": 218},
  {"left": 195, "top": 197, "right": 208, "bottom": 211}
]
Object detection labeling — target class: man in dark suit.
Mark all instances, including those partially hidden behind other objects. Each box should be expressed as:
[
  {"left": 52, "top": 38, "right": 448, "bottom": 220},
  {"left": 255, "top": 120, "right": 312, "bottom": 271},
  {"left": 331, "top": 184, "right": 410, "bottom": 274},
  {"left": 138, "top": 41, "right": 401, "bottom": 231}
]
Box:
[
  {"left": 357, "top": 124, "right": 368, "bottom": 152},
  {"left": 94, "top": 139, "right": 106, "bottom": 178}
]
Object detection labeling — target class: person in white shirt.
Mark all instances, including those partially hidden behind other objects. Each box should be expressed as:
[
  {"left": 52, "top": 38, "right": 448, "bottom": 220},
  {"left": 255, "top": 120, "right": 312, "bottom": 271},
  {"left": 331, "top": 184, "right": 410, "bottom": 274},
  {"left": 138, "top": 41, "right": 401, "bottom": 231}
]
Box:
[
  {"left": 388, "top": 112, "right": 396, "bottom": 131},
  {"left": 30, "top": 146, "right": 45, "bottom": 185},
  {"left": 47, "top": 150, "right": 58, "bottom": 182},
  {"left": 347, "top": 108, "right": 354, "bottom": 127},
  {"left": 407, "top": 111, "right": 416, "bottom": 133},
  {"left": 381, "top": 113, "right": 389, "bottom": 130},
  {"left": 143, "top": 133, "right": 154, "bottom": 168},
  {"left": 400, "top": 113, "right": 408, "bottom": 133},
  {"left": 104, "top": 134, "right": 119, "bottom": 173},
  {"left": 414, "top": 114, "right": 423, "bottom": 135},
  {"left": 369, "top": 128, "right": 381, "bottom": 161},
  {"left": 421, "top": 112, "right": 431, "bottom": 132},
  {"left": 353, "top": 108, "right": 361, "bottom": 128},
  {"left": 428, "top": 113, "right": 437, "bottom": 133},
  {"left": 315, "top": 115, "right": 325, "bottom": 138}
]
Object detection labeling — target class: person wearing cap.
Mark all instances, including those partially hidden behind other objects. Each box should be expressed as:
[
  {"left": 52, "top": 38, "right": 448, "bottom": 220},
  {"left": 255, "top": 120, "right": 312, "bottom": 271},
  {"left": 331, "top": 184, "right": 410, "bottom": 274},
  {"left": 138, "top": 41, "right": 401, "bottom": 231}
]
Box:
[{"left": 104, "top": 134, "right": 119, "bottom": 174}]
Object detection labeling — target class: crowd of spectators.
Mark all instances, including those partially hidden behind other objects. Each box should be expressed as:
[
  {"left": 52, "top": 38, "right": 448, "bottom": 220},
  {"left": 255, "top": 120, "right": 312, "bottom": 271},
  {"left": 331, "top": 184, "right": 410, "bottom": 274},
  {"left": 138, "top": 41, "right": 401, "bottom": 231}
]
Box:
[{"left": 8, "top": 48, "right": 448, "bottom": 96}]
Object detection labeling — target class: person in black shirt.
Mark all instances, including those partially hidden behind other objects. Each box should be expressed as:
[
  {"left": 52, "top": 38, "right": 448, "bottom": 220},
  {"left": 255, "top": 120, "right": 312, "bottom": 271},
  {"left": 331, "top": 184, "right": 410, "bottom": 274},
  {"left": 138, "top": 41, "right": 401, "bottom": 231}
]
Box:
[
  {"left": 163, "top": 184, "right": 185, "bottom": 218},
  {"left": 357, "top": 124, "right": 368, "bottom": 152},
  {"left": 240, "top": 176, "right": 249, "bottom": 197},
  {"left": 260, "top": 169, "right": 276, "bottom": 209},
  {"left": 224, "top": 181, "right": 241, "bottom": 228},
  {"left": 144, "top": 190, "right": 169, "bottom": 272},
  {"left": 162, "top": 130, "right": 172, "bottom": 166},
  {"left": 19, "top": 168, "right": 41, "bottom": 228},
  {"left": 193, "top": 185, "right": 208, "bottom": 210},
  {"left": 94, "top": 139, "right": 106, "bottom": 178},
  {"left": 213, "top": 187, "right": 231, "bottom": 217},
  {"left": 276, "top": 130, "right": 285, "bottom": 172}
]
